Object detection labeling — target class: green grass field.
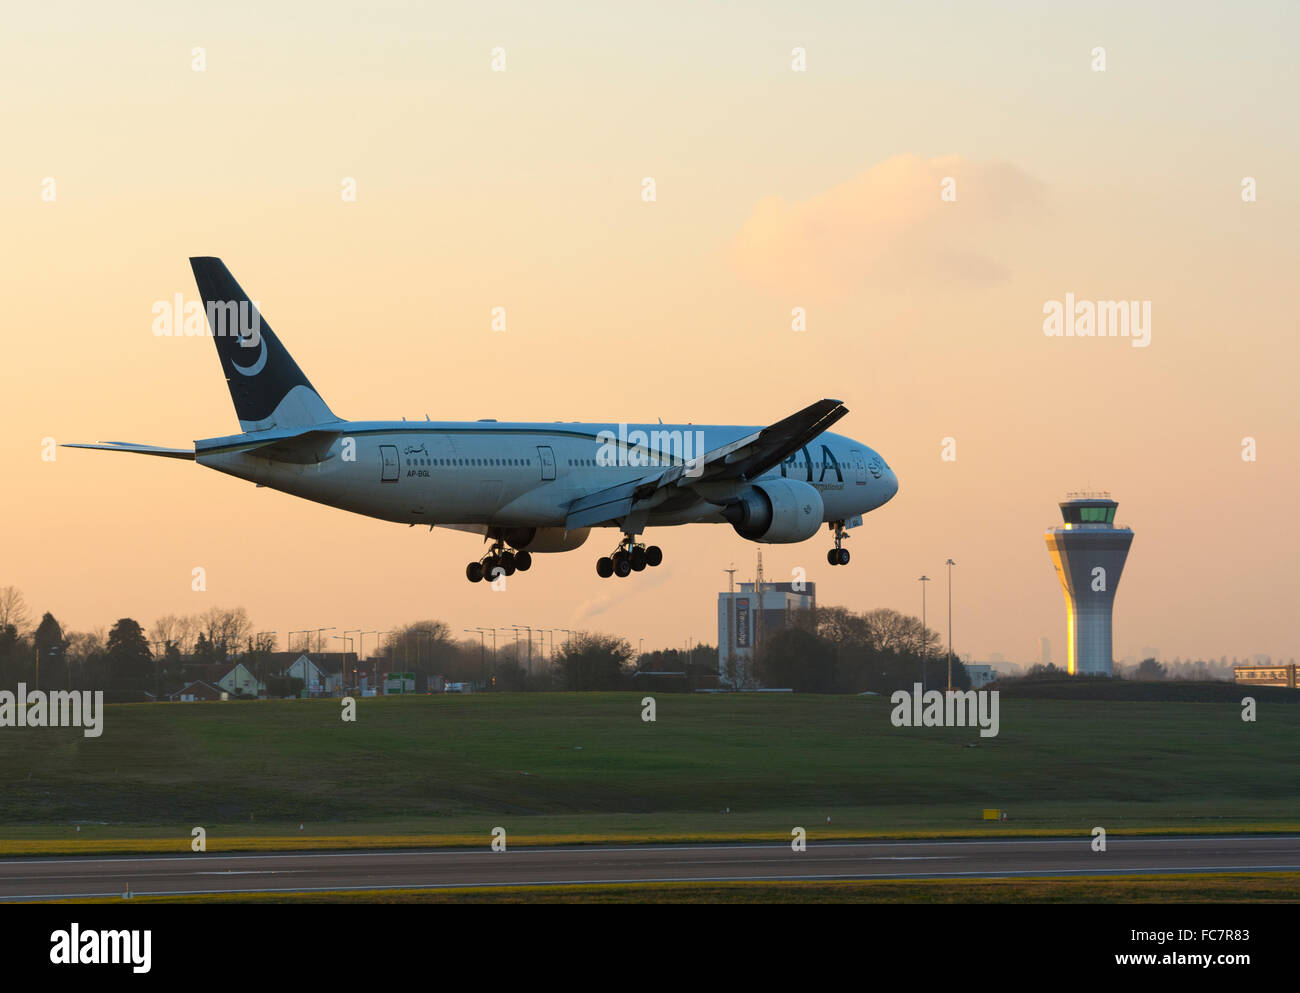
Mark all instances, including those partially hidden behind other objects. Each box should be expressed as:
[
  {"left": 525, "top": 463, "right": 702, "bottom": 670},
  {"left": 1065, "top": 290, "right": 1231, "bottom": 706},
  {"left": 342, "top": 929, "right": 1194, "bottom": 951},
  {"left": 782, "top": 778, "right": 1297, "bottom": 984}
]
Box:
[
  {"left": 3, "top": 693, "right": 1297, "bottom": 854},
  {"left": 59, "top": 873, "right": 1300, "bottom": 904}
]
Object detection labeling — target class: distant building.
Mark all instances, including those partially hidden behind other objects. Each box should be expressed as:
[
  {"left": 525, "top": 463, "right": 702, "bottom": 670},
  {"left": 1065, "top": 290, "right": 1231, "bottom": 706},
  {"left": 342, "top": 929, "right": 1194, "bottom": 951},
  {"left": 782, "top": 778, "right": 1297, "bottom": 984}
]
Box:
[
  {"left": 215, "top": 663, "right": 264, "bottom": 697},
  {"left": 1234, "top": 664, "right": 1297, "bottom": 689},
  {"left": 263, "top": 651, "right": 358, "bottom": 695},
  {"left": 718, "top": 580, "right": 815, "bottom": 688},
  {"left": 282, "top": 654, "right": 337, "bottom": 695},
  {"left": 965, "top": 664, "right": 997, "bottom": 688},
  {"left": 169, "top": 680, "right": 221, "bottom": 702}
]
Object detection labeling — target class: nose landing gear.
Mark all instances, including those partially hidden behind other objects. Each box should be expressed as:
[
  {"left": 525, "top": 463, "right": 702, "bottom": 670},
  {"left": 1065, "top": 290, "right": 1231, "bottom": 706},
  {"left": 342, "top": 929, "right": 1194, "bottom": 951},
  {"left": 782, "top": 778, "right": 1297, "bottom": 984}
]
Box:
[{"left": 827, "top": 521, "right": 850, "bottom": 566}]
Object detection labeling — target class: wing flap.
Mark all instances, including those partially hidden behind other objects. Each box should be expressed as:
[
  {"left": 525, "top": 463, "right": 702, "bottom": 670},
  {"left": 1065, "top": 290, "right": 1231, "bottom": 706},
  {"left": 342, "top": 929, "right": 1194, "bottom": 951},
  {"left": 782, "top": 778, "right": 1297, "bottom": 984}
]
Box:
[{"left": 565, "top": 477, "right": 653, "bottom": 529}]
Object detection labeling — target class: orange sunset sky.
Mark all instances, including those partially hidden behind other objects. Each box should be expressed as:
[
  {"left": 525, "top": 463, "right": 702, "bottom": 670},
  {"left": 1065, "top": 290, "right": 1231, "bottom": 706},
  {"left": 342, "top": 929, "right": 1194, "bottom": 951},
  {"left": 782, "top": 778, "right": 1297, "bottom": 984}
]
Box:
[{"left": 3, "top": 2, "right": 1297, "bottom": 664}]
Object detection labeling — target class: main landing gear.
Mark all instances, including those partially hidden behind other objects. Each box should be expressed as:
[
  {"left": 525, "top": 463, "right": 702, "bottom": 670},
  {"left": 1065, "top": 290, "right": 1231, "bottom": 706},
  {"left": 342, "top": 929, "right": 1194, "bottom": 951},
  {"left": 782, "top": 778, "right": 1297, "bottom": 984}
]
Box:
[
  {"left": 596, "top": 534, "right": 663, "bottom": 579},
  {"left": 466, "top": 540, "right": 533, "bottom": 583},
  {"left": 826, "top": 520, "right": 851, "bottom": 566}
]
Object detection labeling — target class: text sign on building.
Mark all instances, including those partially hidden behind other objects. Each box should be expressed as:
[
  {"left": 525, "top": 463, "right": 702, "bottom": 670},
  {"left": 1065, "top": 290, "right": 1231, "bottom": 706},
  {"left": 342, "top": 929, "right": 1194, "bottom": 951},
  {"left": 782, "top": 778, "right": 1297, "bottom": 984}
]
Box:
[{"left": 735, "top": 599, "right": 751, "bottom": 648}]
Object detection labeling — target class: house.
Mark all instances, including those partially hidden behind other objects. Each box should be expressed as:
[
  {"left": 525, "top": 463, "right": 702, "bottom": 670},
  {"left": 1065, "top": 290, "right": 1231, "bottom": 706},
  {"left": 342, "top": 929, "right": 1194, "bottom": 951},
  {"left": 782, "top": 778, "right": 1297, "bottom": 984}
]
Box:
[
  {"left": 215, "top": 662, "right": 264, "bottom": 697},
  {"left": 169, "top": 680, "right": 222, "bottom": 702},
  {"left": 261, "top": 651, "right": 358, "bottom": 695}
]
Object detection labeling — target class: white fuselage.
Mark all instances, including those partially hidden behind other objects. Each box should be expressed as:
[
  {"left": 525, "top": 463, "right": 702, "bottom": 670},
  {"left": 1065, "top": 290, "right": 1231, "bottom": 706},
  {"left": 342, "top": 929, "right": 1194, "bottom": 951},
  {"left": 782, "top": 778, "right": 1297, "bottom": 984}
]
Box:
[{"left": 196, "top": 420, "right": 898, "bottom": 536}]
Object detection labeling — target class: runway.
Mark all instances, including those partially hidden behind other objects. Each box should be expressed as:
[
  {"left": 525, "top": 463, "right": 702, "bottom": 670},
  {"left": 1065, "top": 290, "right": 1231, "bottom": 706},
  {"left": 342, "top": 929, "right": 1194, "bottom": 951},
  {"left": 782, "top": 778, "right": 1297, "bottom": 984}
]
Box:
[{"left": 3, "top": 834, "right": 1298, "bottom": 900}]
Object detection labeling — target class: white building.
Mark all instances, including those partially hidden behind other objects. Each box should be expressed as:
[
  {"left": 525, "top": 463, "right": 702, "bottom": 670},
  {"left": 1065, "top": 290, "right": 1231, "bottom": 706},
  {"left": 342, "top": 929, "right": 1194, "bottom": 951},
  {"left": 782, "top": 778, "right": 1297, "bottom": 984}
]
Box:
[
  {"left": 718, "top": 581, "right": 815, "bottom": 688},
  {"left": 965, "top": 664, "right": 998, "bottom": 688}
]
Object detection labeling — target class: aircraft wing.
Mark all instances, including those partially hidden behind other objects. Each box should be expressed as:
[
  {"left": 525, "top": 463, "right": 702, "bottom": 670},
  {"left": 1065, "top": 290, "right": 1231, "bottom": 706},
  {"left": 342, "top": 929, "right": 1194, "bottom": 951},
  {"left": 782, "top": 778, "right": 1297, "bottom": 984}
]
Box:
[{"left": 564, "top": 398, "right": 848, "bottom": 528}]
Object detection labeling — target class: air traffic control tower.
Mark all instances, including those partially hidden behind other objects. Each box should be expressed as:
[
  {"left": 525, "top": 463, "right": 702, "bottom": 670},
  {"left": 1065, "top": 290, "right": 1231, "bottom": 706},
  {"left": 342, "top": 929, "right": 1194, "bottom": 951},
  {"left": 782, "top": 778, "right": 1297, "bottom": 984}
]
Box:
[{"left": 1044, "top": 493, "right": 1134, "bottom": 676}]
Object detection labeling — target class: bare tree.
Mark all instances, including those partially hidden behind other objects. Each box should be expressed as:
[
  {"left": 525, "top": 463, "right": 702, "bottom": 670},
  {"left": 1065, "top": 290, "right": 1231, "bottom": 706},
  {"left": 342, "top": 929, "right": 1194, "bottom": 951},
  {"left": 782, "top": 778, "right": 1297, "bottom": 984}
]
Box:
[
  {"left": 0, "top": 586, "right": 30, "bottom": 633},
  {"left": 199, "top": 606, "right": 252, "bottom": 659},
  {"left": 66, "top": 629, "right": 106, "bottom": 661},
  {"left": 151, "top": 614, "right": 184, "bottom": 652}
]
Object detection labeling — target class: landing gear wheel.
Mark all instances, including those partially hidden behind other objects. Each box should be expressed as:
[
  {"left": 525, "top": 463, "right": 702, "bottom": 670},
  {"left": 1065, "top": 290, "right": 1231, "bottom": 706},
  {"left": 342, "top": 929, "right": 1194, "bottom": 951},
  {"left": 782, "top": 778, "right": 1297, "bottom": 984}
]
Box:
[
  {"left": 613, "top": 556, "right": 632, "bottom": 578},
  {"left": 829, "top": 520, "right": 850, "bottom": 567},
  {"left": 499, "top": 551, "right": 517, "bottom": 576},
  {"left": 596, "top": 557, "right": 614, "bottom": 578},
  {"left": 467, "top": 561, "right": 484, "bottom": 583},
  {"left": 645, "top": 545, "right": 662, "bottom": 567},
  {"left": 630, "top": 546, "right": 647, "bottom": 571},
  {"left": 514, "top": 550, "right": 532, "bottom": 572}
]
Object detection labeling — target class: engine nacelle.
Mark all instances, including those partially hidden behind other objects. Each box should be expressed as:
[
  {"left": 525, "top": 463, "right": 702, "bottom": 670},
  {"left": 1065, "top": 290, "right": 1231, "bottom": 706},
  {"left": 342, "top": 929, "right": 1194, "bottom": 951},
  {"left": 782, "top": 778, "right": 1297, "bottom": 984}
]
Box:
[
  {"left": 499, "top": 526, "right": 591, "bottom": 553},
  {"left": 721, "top": 478, "right": 824, "bottom": 544}
]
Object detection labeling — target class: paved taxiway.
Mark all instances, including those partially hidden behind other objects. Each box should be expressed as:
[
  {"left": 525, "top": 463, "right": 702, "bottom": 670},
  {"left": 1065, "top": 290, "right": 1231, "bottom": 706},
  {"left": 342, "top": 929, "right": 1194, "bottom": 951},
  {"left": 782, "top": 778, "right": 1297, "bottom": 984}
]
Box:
[{"left": 3, "top": 834, "right": 1298, "bottom": 900}]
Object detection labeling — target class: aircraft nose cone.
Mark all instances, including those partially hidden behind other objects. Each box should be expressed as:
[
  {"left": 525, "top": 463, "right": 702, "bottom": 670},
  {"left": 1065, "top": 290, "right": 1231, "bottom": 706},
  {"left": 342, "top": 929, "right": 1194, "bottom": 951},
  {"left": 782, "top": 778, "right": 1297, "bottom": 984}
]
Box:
[{"left": 881, "top": 465, "right": 899, "bottom": 504}]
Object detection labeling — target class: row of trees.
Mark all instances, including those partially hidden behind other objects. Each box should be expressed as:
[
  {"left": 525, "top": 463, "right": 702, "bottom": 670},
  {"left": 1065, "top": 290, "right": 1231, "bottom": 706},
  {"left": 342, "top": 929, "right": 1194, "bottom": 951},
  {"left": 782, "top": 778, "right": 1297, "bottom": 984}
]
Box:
[
  {"left": 1, "top": 584, "right": 966, "bottom": 699},
  {"left": 504, "top": 605, "right": 967, "bottom": 695},
  {"left": 0, "top": 585, "right": 695, "bottom": 698},
  {"left": 0, "top": 604, "right": 155, "bottom": 702},
  {"left": 751, "top": 606, "right": 963, "bottom": 694}
]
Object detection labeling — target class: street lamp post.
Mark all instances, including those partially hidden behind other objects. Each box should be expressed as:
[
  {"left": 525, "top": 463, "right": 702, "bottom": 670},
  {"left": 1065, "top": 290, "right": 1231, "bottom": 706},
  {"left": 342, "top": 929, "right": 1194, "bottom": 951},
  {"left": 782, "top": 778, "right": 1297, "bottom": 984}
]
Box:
[
  {"left": 315, "top": 627, "right": 335, "bottom": 654},
  {"left": 945, "top": 559, "right": 956, "bottom": 692},
  {"left": 374, "top": 631, "right": 392, "bottom": 692},
  {"left": 333, "top": 635, "right": 354, "bottom": 693},
  {"left": 475, "top": 627, "right": 496, "bottom": 687},
  {"left": 330, "top": 636, "right": 356, "bottom": 696},
  {"left": 255, "top": 630, "right": 276, "bottom": 697},
  {"left": 343, "top": 629, "right": 361, "bottom": 694},
  {"left": 359, "top": 630, "right": 377, "bottom": 692},
  {"left": 465, "top": 629, "right": 485, "bottom": 687},
  {"left": 495, "top": 627, "right": 514, "bottom": 666},
  {"left": 512, "top": 625, "right": 533, "bottom": 676},
  {"left": 918, "top": 575, "right": 931, "bottom": 692}
]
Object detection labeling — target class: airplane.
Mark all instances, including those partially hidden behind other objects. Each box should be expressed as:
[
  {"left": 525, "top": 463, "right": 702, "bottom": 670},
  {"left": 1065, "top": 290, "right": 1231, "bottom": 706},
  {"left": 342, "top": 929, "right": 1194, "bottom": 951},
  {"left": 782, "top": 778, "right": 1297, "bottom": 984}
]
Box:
[{"left": 69, "top": 258, "right": 899, "bottom": 583}]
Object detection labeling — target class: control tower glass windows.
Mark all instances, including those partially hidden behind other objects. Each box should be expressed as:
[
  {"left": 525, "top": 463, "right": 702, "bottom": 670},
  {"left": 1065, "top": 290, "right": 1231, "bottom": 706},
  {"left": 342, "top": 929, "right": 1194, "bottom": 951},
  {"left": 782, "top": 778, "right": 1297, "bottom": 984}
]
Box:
[{"left": 1060, "top": 502, "right": 1118, "bottom": 525}]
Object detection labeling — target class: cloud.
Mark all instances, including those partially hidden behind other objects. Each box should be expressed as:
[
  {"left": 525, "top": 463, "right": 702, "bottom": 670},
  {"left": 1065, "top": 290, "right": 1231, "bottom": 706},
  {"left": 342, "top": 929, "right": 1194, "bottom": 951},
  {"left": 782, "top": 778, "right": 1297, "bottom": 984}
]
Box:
[{"left": 730, "top": 154, "right": 1044, "bottom": 296}]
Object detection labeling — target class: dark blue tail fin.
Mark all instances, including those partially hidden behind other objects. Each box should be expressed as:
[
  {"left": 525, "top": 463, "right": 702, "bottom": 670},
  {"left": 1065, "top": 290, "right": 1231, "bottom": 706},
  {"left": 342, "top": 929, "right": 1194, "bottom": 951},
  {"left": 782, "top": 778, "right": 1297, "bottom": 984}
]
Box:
[{"left": 189, "top": 257, "right": 337, "bottom": 432}]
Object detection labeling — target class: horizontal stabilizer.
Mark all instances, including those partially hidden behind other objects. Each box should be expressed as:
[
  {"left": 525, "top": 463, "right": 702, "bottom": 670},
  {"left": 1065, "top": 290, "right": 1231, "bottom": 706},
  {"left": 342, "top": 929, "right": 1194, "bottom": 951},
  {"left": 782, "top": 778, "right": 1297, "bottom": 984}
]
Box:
[
  {"left": 196, "top": 426, "right": 343, "bottom": 465},
  {"left": 63, "top": 442, "right": 196, "bottom": 460}
]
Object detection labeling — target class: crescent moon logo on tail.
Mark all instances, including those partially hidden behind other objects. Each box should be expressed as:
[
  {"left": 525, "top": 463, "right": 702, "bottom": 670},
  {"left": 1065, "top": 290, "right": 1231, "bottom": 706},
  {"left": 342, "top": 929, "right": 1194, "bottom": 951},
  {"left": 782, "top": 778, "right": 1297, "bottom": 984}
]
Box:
[{"left": 231, "top": 336, "right": 268, "bottom": 376}]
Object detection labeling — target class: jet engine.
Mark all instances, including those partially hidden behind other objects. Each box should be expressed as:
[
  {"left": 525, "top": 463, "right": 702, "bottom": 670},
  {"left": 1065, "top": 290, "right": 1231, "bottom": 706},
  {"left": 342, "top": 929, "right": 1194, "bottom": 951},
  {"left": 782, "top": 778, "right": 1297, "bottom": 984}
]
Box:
[{"left": 720, "top": 478, "right": 824, "bottom": 544}]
